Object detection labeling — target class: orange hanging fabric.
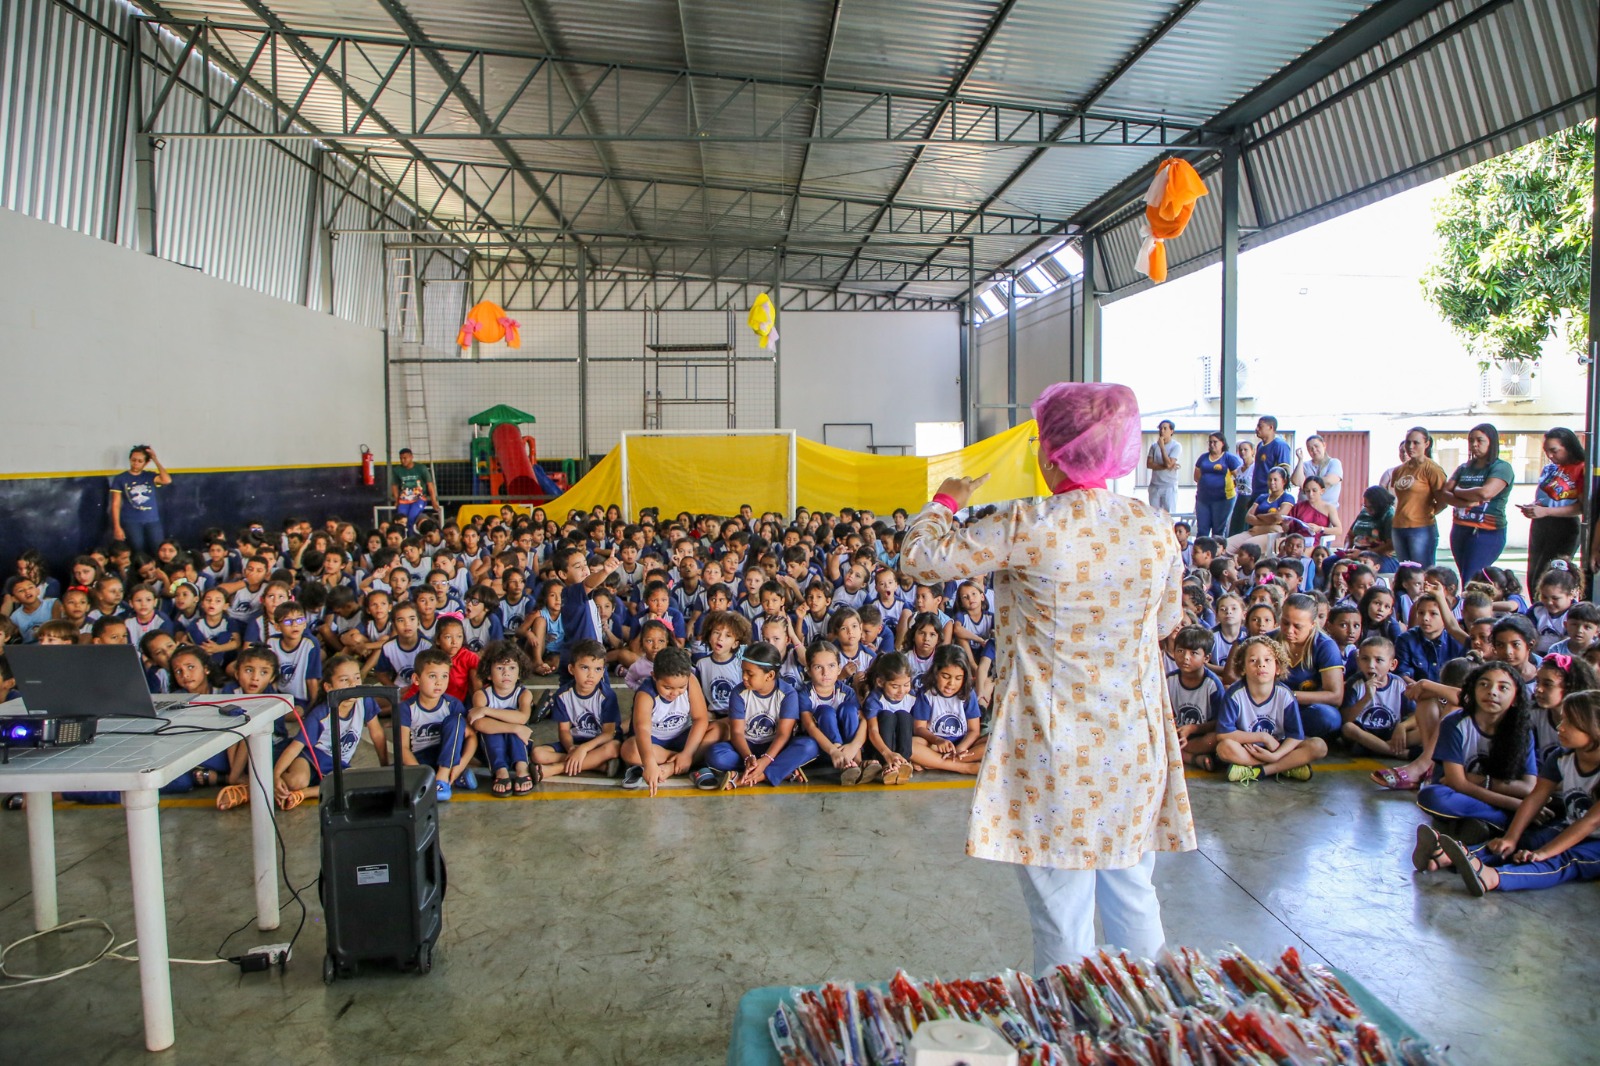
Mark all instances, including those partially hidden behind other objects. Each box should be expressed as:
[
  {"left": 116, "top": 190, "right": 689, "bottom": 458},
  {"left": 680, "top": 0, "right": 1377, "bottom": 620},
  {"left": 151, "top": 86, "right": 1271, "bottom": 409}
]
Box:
[
  {"left": 457, "top": 300, "right": 512, "bottom": 347},
  {"left": 1134, "top": 158, "right": 1208, "bottom": 284}
]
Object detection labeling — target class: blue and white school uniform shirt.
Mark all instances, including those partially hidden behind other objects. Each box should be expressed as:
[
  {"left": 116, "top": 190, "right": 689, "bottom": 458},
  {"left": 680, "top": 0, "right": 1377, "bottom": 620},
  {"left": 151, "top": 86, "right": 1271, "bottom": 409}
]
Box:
[
  {"left": 1211, "top": 627, "right": 1242, "bottom": 668},
  {"left": 864, "top": 690, "right": 916, "bottom": 720},
  {"left": 124, "top": 613, "right": 173, "bottom": 644},
  {"left": 557, "top": 579, "right": 603, "bottom": 661},
  {"left": 1344, "top": 675, "right": 1413, "bottom": 735},
  {"left": 778, "top": 648, "right": 804, "bottom": 686},
  {"left": 799, "top": 683, "right": 858, "bottom": 724},
  {"left": 198, "top": 559, "right": 236, "bottom": 591},
  {"left": 1539, "top": 750, "right": 1600, "bottom": 835},
  {"left": 736, "top": 596, "right": 764, "bottom": 622},
  {"left": 1528, "top": 604, "right": 1570, "bottom": 656},
  {"left": 638, "top": 679, "right": 691, "bottom": 745},
  {"left": 907, "top": 649, "right": 936, "bottom": 681},
  {"left": 268, "top": 635, "right": 322, "bottom": 702},
  {"left": 837, "top": 644, "right": 875, "bottom": 677},
  {"left": 498, "top": 593, "right": 531, "bottom": 632},
  {"left": 872, "top": 596, "right": 908, "bottom": 630},
  {"left": 729, "top": 680, "right": 800, "bottom": 747},
  {"left": 1432, "top": 709, "right": 1537, "bottom": 783},
  {"left": 829, "top": 586, "right": 871, "bottom": 611},
  {"left": 1218, "top": 682, "right": 1304, "bottom": 742},
  {"left": 695, "top": 654, "right": 743, "bottom": 716},
  {"left": 914, "top": 689, "right": 979, "bottom": 741},
  {"left": 228, "top": 583, "right": 266, "bottom": 623},
  {"left": 798, "top": 612, "right": 828, "bottom": 645},
  {"left": 552, "top": 685, "right": 620, "bottom": 744},
  {"left": 1532, "top": 711, "right": 1566, "bottom": 765},
  {"left": 956, "top": 610, "right": 994, "bottom": 642},
  {"left": 302, "top": 697, "right": 380, "bottom": 774},
  {"left": 461, "top": 612, "right": 504, "bottom": 653},
  {"left": 185, "top": 615, "right": 241, "bottom": 665},
  {"left": 401, "top": 693, "right": 465, "bottom": 755},
  {"left": 378, "top": 636, "right": 432, "bottom": 691},
  {"left": 672, "top": 583, "right": 707, "bottom": 618},
  {"left": 1166, "top": 669, "right": 1226, "bottom": 728}
]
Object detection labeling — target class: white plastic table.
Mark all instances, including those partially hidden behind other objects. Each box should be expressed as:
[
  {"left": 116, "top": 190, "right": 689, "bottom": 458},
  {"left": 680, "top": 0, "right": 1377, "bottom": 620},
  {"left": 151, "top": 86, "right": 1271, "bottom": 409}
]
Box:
[{"left": 0, "top": 696, "right": 293, "bottom": 1051}]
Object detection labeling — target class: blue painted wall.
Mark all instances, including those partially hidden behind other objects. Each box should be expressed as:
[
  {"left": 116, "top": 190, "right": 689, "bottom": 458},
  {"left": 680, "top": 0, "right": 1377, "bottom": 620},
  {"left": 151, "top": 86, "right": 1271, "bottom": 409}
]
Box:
[{"left": 0, "top": 467, "right": 385, "bottom": 574}]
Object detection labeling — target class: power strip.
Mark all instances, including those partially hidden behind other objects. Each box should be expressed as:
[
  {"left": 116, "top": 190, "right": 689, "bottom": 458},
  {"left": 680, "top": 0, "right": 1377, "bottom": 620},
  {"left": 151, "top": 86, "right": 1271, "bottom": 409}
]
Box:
[{"left": 235, "top": 943, "right": 292, "bottom": 973}]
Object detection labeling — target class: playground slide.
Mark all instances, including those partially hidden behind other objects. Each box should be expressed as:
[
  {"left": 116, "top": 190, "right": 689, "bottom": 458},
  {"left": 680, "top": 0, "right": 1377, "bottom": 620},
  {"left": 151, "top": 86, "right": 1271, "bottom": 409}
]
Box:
[
  {"left": 490, "top": 422, "right": 540, "bottom": 497},
  {"left": 531, "top": 465, "right": 561, "bottom": 496}
]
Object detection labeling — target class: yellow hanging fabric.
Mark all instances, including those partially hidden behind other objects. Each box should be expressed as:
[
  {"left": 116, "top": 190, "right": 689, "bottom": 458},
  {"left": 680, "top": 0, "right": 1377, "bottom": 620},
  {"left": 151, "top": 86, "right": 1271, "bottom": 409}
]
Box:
[{"left": 747, "top": 293, "right": 778, "bottom": 350}]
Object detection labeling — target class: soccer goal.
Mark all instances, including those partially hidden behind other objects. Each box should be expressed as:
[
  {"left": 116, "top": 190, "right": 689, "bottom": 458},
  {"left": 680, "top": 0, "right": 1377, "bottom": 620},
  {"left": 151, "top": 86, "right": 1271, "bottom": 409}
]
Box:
[{"left": 619, "top": 429, "right": 798, "bottom": 519}]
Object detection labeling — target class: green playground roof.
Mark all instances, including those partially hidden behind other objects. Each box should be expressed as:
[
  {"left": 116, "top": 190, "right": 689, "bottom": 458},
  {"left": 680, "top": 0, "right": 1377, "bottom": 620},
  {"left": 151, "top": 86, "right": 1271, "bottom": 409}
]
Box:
[{"left": 468, "top": 404, "right": 537, "bottom": 426}]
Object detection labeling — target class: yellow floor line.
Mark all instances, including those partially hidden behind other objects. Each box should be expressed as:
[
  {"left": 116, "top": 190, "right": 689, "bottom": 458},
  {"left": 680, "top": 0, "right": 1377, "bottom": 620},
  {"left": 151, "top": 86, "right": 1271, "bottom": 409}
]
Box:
[{"left": 30, "top": 756, "right": 1403, "bottom": 810}]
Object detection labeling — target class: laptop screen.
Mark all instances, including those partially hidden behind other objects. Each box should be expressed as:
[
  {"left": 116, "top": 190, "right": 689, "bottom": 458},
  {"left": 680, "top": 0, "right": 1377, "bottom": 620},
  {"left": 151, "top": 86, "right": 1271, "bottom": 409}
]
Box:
[{"left": 6, "top": 644, "right": 161, "bottom": 718}]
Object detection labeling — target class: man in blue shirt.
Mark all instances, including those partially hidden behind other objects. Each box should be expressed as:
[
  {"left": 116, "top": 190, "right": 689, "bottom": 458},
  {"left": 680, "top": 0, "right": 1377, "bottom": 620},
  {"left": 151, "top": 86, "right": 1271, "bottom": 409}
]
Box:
[
  {"left": 109, "top": 446, "right": 173, "bottom": 554},
  {"left": 1252, "top": 416, "right": 1293, "bottom": 500}
]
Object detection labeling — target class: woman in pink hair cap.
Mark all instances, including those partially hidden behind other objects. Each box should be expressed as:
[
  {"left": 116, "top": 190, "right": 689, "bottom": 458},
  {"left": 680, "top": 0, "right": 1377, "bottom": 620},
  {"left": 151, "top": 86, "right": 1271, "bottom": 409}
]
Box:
[{"left": 902, "top": 381, "right": 1195, "bottom": 970}]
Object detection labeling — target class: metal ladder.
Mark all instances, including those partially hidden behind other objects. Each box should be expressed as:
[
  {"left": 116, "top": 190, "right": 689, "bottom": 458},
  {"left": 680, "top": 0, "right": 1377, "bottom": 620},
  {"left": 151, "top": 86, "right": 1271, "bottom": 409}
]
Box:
[
  {"left": 400, "top": 361, "right": 432, "bottom": 462},
  {"left": 390, "top": 249, "right": 419, "bottom": 344}
]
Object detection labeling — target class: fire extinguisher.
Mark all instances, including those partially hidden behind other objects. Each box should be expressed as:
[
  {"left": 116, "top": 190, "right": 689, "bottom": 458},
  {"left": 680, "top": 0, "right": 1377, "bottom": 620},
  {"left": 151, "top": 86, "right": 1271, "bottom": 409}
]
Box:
[{"left": 360, "top": 445, "right": 375, "bottom": 486}]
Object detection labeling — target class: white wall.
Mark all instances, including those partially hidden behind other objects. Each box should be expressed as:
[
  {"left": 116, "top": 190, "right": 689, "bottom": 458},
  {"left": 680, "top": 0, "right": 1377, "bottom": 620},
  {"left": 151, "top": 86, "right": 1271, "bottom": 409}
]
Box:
[
  {"left": 779, "top": 310, "right": 960, "bottom": 451},
  {"left": 0, "top": 207, "right": 384, "bottom": 474}
]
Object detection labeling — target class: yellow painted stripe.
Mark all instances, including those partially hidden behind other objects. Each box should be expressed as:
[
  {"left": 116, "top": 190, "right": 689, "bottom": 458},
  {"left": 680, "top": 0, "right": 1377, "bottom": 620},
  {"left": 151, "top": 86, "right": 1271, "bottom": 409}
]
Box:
[{"left": 37, "top": 757, "right": 1400, "bottom": 811}]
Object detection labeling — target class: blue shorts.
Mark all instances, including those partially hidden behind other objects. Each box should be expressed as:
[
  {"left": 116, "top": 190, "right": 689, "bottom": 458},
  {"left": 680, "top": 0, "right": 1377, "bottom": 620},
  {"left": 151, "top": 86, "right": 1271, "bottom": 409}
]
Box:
[
  {"left": 298, "top": 747, "right": 336, "bottom": 777},
  {"left": 650, "top": 732, "right": 689, "bottom": 753}
]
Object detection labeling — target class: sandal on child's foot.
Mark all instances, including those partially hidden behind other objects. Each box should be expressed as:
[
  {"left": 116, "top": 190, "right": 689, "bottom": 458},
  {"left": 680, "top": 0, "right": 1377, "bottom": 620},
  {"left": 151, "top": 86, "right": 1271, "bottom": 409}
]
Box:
[
  {"left": 1411, "top": 823, "right": 1444, "bottom": 872},
  {"left": 858, "top": 761, "right": 884, "bottom": 785},
  {"left": 491, "top": 775, "right": 513, "bottom": 797},
  {"left": 1438, "top": 834, "right": 1490, "bottom": 897},
  {"left": 840, "top": 766, "right": 864, "bottom": 786},
  {"left": 528, "top": 763, "right": 542, "bottom": 784},
  {"left": 216, "top": 784, "right": 251, "bottom": 810},
  {"left": 1191, "top": 754, "right": 1219, "bottom": 773},
  {"left": 192, "top": 769, "right": 219, "bottom": 788},
  {"left": 512, "top": 774, "right": 535, "bottom": 796},
  {"left": 276, "top": 789, "right": 305, "bottom": 811}
]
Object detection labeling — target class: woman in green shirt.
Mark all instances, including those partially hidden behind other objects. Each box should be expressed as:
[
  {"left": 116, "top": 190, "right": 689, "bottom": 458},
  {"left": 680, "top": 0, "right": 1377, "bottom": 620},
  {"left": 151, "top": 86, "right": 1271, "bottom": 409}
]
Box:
[{"left": 1443, "top": 422, "right": 1516, "bottom": 583}]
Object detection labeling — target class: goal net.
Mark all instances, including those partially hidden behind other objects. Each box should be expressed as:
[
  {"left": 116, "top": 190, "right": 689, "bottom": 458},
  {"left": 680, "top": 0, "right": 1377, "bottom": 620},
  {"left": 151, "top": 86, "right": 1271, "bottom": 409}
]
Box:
[{"left": 619, "top": 430, "right": 797, "bottom": 519}]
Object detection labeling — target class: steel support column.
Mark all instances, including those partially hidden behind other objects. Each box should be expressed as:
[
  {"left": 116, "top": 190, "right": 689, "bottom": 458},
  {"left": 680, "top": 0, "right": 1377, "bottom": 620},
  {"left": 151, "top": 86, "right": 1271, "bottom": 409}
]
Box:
[
  {"left": 577, "top": 251, "right": 590, "bottom": 471},
  {"left": 1006, "top": 275, "right": 1019, "bottom": 427},
  {"left": 1585, "top": 45, "right": 1599, "bottom": 589},
  {"left": 300, "top": 148, "right": 323, "bottom": 307},
  {"left": 1219, "top": 143, "right": 1242, "bottom": 445},
  {"left": 1076, "top": 240, "right": 1100, "bottom": 382}
]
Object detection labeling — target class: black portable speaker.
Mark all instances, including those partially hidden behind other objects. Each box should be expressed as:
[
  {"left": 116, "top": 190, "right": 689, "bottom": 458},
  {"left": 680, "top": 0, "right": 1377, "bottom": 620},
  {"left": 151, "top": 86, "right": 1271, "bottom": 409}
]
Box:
[{"left": 317, "top": 686, "right": 444, "bottom": 982}]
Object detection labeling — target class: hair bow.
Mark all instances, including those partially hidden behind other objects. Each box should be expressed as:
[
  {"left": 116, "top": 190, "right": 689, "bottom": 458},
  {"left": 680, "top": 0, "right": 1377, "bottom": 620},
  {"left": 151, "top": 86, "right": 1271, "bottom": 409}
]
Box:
[
  {"left": 437, "top": 610, "right": 465, "bottom": 623},
  {"left": 1548, "top": 652, "right": 1573, "bottom": 671}
]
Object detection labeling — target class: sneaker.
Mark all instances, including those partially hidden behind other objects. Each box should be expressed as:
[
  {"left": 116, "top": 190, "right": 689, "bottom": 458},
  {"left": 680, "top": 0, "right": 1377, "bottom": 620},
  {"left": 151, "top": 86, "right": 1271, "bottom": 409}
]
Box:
[
  {"left": 1226, "top": 764, "right": 1261, "bottom": 785},
  {"left": 1278, "top": 765, "right": 1313, "bottom": 783},
  {"left": 602, "top": 757, "right": 622, "bottom": 779},
  {"left": 435, "top": 778, "right": 453, "bottom": 802},
  {"left": 621, "top": 765, "right": 646, "bottom": 790},
  {"left": 693, "top": 767, "right": 719, "bottom": 791},
  {"left": 858, "top": 761, "right": 884, "bottom": 785},
  {"left": 457, "top": 769, "right": 478, "bottom": 791}
]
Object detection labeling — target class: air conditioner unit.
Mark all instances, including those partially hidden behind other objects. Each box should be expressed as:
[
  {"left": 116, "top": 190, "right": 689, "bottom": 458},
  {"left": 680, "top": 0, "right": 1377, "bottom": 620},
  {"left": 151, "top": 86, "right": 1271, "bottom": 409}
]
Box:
[
  {"left": 1201, "top": 355, "right": 1254, "bottom": 400},
  {"left": 1479, "top": 359, "right": 1540, "bottom": 402}
]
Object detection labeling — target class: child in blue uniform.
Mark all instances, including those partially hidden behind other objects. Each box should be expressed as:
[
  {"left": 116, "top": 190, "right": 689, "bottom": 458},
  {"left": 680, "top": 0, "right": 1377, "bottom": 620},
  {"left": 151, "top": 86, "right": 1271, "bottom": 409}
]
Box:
[
  {"left": 694, "top": 610, "right": 749, "bottom": 727},
  {"left": 532, "top": 639, "right": 623, "bottom": 780},
  {"left": 1530, "top": 654, "right": 1599, "bottom": 763},
  {"left": 556, "top": 546, "right": 621, "bottom": 669},
  {"left": 1166, "top": 625, "right": 1226, "bottom": 770},
  {"left": 368, "top": 601, "right": 431, "bottom": 691},
  {"left": 863, "top": 652, "right": 916, "bottom": 784},
  {"left": 267, "top": 602, "right": 322, "bottom": 707},
  {"left": 1341, "top": 635, "right": 1418, "bottom": 758},
  {"left": 910, "top": 645, "right": 984, "bottom": 775},
  {"left": 272, "top": 655, "right": 386, "bottom": 809},
  {"left": 796, "top": 639, "right": 873, "bottom": 784},
  {"left": 460, "top": 586, "right": 505, "bottom": 653},
  {"left": 1419, "top": 691, "right": 1600, "bottom": 894},
  {"left": 400, "top": 648, "right": 474, "bottom": 802},
  {"left": 1528, "top": 565, "right": 1579, "bottom": 654},
  {"left": 1216, "top": 635, "right": 1327, "bottom": 783},
  {"left": 1416, "top": 661, "right": 1538, "bottom": 836},
  {"left": 621, "top": 647, "right": 711, "bottom": 796},
  {"left": 700, "top": 642, "right": 817, "bottom": 790},
  {"left": 470, "top": 640, "right": 538, "bottom": 795}
]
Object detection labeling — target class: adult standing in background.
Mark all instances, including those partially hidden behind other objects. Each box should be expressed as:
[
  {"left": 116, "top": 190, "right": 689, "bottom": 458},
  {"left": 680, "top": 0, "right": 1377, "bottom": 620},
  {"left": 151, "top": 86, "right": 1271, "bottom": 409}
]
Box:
[
  {"left": 1229, "top": 439, "right": 1257, "bottom": 537},
  {"left": 1293, "top": 434, "right": 1343, "bottom": 509},
  {"left": 109, "top": 445, "right": 172, "bottom": 554},
  {"left": 1520, "top": 428, "right": 1585, "bottom": 590},
  {"left": 392, "top": 448, "right": 439, "bottom": 535},
  {"left": 1145, "top": 420, "right": 1182, "bottom": 514},
  {"left": 1443, "top": 422, "right": 1515, "bottom": 584},
  {"left": 902, "top": 382, "right": 1194, "bottom": 971},
  {"left": 1389, "top": 427, "right": 1448, "bottom": 566},
  {"left": 1251, "top": 416, "right": 1293, "bottom": 501},
  {"left": 1193, "top": 432, "right": 1243, "bottom": 537}
]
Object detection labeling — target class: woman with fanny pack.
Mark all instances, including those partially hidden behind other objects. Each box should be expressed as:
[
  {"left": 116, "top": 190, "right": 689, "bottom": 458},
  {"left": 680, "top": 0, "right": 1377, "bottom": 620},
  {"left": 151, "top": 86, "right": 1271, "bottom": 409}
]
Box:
[
  {"left": 1193, "top": 432, "right": 1243, "bottom": 538},
  {"left": 1443, "top": 422, "right": 1516, "bottom": 584}
]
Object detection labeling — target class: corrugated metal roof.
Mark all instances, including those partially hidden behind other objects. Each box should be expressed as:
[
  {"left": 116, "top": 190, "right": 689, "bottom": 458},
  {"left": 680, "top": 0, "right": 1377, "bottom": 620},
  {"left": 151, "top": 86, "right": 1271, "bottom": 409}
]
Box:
[{"left": 4, "top": 0, "right": 1592, "bottom": 316}]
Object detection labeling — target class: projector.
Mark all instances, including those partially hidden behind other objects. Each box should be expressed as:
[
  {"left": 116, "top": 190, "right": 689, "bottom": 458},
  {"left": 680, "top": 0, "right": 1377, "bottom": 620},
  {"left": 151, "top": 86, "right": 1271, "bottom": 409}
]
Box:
[{"left": 0, "top": 714, "right": 98, "bottom": 752}]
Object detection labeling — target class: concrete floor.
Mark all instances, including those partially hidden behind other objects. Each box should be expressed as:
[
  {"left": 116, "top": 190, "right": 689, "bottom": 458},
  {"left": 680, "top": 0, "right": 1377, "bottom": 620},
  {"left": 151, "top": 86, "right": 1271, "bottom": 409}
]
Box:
[{"left": 1, "top": 749, "right": 1591, "bottom": 1065}]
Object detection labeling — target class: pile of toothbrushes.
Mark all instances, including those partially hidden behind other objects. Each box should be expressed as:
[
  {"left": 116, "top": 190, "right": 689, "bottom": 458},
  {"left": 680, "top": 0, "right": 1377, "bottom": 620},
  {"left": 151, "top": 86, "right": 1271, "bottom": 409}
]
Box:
[{"left": 767, "top": 946, "right": 1453, "bottom": 1066}]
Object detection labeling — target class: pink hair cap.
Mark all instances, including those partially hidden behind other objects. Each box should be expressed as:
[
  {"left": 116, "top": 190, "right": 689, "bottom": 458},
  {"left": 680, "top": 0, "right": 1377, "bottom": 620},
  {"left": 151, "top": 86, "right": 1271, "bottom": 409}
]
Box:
[{"left": 1031, "top": 382, "right": 1142, "bottom": 483}]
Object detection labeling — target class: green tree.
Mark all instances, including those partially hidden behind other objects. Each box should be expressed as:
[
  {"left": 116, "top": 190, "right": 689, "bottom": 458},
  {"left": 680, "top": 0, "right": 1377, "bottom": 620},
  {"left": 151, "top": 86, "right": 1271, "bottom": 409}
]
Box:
[{"left": 1421, "top": 120, "right": 1593, "bottom": 365}]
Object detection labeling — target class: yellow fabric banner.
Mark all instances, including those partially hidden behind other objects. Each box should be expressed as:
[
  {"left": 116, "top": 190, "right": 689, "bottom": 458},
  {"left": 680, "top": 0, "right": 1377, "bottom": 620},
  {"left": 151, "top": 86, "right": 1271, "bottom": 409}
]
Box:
[{"left": 461, "top": 420, "right": 1048, "bottom": 525}]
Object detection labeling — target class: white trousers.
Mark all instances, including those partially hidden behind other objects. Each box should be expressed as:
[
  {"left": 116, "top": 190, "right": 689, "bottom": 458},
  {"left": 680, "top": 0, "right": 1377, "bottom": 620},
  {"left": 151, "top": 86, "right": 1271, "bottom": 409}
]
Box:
[
  {"left": 1148, "top": 484, "right": 1177, "bottom": 514},
  {"left": 1013, "top": 853, "right": 1165, "bottom": 973}
]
